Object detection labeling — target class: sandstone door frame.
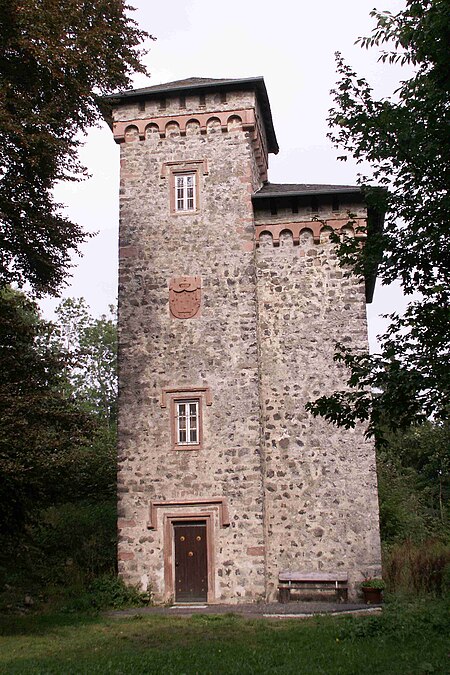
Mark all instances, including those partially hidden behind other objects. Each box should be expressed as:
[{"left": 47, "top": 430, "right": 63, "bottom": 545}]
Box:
[{"left": 163, "top": 513, "right": 215, "bottom": 603}]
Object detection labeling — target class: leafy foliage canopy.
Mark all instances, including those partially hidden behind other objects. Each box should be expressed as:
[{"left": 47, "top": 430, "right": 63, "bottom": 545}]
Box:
[
  {"left": 0, "top": 291, "right": 117, "bottom": 534},
  {"left": 307, "top": 0, "right": 450, "bottom": 438},
  {"left": 0, "top": 0, "right": 151, "bottom": 293}
]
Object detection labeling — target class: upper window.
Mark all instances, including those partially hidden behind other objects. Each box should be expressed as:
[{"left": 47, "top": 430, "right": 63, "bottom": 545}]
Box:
[
  {"left": 175, "top": 399, "right": 199, "bottom": 446},
  {"left": 175, "top": 173, "right": 196, "bottom": 212},
  {"left": 162, "top": 160, "right": 207, "bottom": 214}
]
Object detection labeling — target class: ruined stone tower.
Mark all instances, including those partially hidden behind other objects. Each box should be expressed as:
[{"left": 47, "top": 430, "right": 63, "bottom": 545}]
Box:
[{"left": 104, "top": 77, "right": 382, "bottom": 603}]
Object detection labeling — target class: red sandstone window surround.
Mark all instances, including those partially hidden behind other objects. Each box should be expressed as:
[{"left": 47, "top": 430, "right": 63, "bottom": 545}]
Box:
[
  {"left": 171, "top": 396, "right": 202, "bottom": 450},
  {"left": 169, "top": 167, "right": 201, "bottom": 214},
  {"left": 161, "top": 160, "right": 208, "bottom": 215},
  {"left": 161, "top": 386, "right": 212, "bottom": 451}
]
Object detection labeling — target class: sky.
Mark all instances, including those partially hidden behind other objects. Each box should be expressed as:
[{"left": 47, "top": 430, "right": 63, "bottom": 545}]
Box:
[{"left": 42, "top": 0, "right": 408, "bottom": 352}]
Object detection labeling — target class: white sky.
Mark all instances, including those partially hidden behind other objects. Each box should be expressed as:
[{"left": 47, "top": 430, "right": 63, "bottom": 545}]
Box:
[{"left": 41, "top": 0, "right": 408, "bottom": 352}]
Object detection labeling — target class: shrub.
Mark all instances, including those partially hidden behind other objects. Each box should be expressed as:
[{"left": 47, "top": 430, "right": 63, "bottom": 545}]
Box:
[
  {"left": 0, "top": 500, "right": 116, "bottom": 592},
  {"left": 64, "top": 575, "right": 152, "bottom": 612},
  {"left": 28, "top": 501, "right": 116, "bottom": 587},
  {"left": 361, "top": 578, "right": 385, "bottom": 590}
]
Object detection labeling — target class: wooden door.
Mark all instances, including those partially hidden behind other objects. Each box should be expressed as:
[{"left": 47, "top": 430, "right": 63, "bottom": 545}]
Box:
[{"left": 174, "top": 522, "right": 207, "bottom": 602}]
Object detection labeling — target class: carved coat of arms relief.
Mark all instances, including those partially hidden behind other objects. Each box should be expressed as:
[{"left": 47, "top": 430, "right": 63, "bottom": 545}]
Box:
[{"left": 169, "top": 276, "right": 201, "bottom": 319}]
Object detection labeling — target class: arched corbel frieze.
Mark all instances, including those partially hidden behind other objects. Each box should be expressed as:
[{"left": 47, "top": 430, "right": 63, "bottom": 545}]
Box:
[
  {"left": 114, "top": 108, "right": 268, "bottom": 179},
  {"left": 254, "top": 218, "right": 367, "bottom": 247}
]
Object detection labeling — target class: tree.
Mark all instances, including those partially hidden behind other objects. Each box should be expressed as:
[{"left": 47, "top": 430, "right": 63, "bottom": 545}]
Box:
[
  {"left": 0, "top": 288, "right": 97, "bottom": 533},
  {"left": 377, "top": 422, "right": 449, "bottom": 543},
  {"left": 54, "top": 298, "right": 117, "bottom": 425},
  {"left": 306, "top": 1, "right": 450, "bottom": 440},
  {"left": 50, "top": 298, "right": 118, "bottom": 503},
  {"left": 0, "top": 1, "right": 152, "bottom": 294},
  {"left": 0, "top": 292, "right": 118, "bottom": 534}
]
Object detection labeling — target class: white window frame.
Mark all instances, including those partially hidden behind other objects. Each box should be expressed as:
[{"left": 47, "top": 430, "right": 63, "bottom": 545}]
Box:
[
  {"left": 175, "top": 399, "right": 199, "bottom": 446},
  {"left": 175, "top": 173, "right": 196, "bottom": 212}
]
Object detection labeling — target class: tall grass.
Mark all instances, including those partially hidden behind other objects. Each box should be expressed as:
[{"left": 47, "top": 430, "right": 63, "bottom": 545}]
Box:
[{"left": 383, "top": 539, "right": 450, "bottom": 596}]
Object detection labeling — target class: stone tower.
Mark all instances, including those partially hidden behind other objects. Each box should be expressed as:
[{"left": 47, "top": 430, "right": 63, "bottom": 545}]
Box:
[{"left": 104, "top": 77, "right": 382, "bottom": 603}]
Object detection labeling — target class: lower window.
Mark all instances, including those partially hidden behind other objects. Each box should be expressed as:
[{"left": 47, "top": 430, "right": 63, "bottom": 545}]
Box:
[{"left": 172, "top": 398, "right": 202, "bottom": 449}]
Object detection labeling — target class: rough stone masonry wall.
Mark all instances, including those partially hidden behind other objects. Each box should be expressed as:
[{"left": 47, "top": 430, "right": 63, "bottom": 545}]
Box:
[
  {"left": 256, "top": 220, "right": 382, "bottom": 600},
  {"left": 116, "top": 96, "right": 267, "bottom": 602}
]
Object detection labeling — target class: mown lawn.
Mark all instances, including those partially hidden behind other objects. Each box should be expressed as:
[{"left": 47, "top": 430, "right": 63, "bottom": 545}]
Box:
[{"left": 0, "top": 600, "right": 448, "bottom": 674}]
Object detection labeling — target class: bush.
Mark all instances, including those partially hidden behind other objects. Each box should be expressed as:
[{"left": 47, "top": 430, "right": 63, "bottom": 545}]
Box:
[
  {"left": 336, "top": 597, "right": 449, "bottom": 643},
  {"left": 361, "top": 578, "right": 385, "bottom": 590},
  {"left": 0, "top": 503, "right": 151, "bottom": 613},
  {"left": 377, "top": 423, "right": 450, "bottom": 545},
  {"left": 28, "top": 500, "right": 116, "bottom": 585},
  {"left": 0, "top": 500, "right": 116, "bottom": 593},
  {"left": 63, "top": 575, "right": 152, "bottom": 612}
]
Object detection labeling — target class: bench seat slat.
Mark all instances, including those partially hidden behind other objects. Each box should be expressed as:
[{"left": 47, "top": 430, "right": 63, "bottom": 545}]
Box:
[{"left": 279, "top": 572, "right": 348, "bottom": 583}]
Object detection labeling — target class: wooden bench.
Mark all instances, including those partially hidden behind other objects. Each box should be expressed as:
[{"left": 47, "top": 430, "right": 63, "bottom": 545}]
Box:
[{"left": 278, "top": 571, "right": 348, "bottom": 603}]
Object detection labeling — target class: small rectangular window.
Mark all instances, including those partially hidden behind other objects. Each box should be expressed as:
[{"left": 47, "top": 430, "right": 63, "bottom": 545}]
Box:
[
  {"left": 163, "top": 385, "right": 210, "bottom": 450},
  {"left": 175, "top": 173, "right": 196, "bottom": 212},
  {"left": 176, "top": 400, "right": 199, "bottom": 446}
]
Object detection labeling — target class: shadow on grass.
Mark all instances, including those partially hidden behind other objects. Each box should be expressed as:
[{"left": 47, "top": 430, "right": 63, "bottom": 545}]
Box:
[{"left": 0, "top": 611, "right": 101, "bottom": 636}]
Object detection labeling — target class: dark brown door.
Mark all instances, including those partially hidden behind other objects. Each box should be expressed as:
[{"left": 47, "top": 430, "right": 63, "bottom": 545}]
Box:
[{"left": 174, "top": 522, "right": 207, "bottom": 602}]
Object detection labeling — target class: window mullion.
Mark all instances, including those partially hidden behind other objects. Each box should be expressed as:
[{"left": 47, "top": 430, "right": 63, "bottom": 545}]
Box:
[{"left": 185, "top": 404, "right": 191, "bottom": 442}]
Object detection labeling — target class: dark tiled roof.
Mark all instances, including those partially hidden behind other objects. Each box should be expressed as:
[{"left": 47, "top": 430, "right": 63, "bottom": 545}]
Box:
[
  {"left": 253, "top": 183, "right": 361, "bottom": 198},
  {"left": 108, "top": 77, "right": 235, "bottom": 96},
  {"left": 102, "top": 76, "right": 279, "bottom": 155}
]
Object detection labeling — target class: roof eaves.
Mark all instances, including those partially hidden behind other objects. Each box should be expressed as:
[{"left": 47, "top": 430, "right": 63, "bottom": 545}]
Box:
[
  {"left": 102, "top": 77, "right": 265, "bottom": 101},
  {"left": 252, "top": 186, "right": 362, "bottom": 199}
]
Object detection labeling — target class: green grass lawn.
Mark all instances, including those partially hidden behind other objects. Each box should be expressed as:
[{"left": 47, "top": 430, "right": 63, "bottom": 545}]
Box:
[{"left": 0, "top": 600, "right": 448, "bottom": 674}]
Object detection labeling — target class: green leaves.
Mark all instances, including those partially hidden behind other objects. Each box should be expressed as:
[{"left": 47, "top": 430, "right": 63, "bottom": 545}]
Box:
[
  {"left": 0, "top": 290, "right": 117, "bottom": 534},
  {"left": 0, "top": 0, "right": 152, "bottom": 293},
  {"left": 313, "top": 1, "right": 450, "bottom": 437},
  {"left": 377, "top": 422, "right": 450, "bottom": 542},
  {"left": 53, "top": 297, "right": 117, "bottom": 424},
  {"left": 0, "top": 289, "right": 97, "bottom": 533}
]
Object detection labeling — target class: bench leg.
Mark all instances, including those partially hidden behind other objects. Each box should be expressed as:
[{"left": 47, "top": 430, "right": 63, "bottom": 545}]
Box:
[
  {"left": 337, "top": 588, "right": 348, "bottom": 603},
  {"left": 279, "top": 587, "right": 290, "bottom": 604}
]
